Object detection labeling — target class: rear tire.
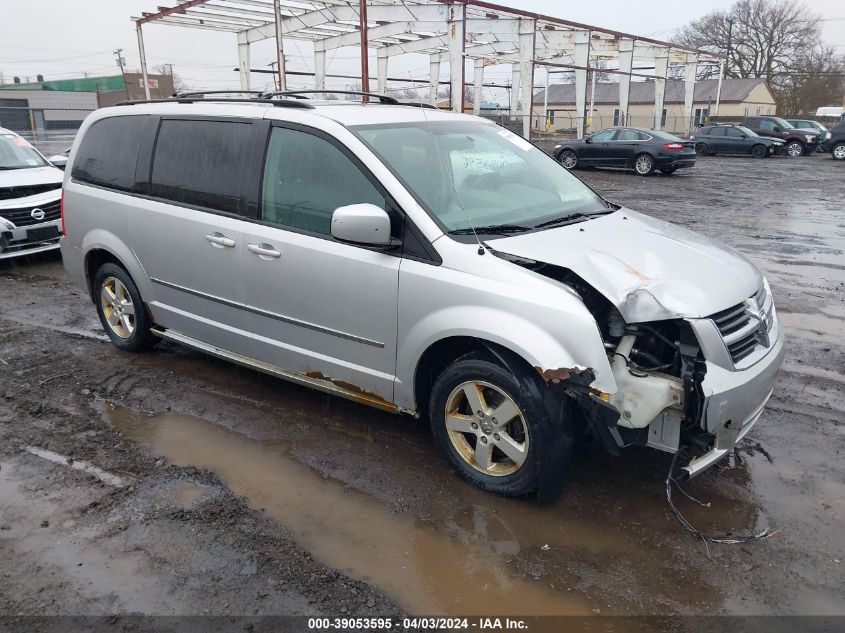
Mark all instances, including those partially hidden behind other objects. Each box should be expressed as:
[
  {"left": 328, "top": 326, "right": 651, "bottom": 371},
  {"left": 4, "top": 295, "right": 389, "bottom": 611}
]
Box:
[
  {"left": 93, "top": 263, "right": 157, "bottom": 352},
  {"left": 832, "top": 142, "right": 845, "bottom": 160},
  {"left": 634, "top": 153, "right": 654, "bottom": 176},
  {"left": 751, "top": 144, "right": 768, "bottom": 158},
  {"left": 695, "top": 143, "right": 710, "bottom": 156},
  {"left": 429, "top": 358, "right": 572, "bottom": 498},
  {"left": 559, "top": 149, "right": 578, "bottom": 170}
]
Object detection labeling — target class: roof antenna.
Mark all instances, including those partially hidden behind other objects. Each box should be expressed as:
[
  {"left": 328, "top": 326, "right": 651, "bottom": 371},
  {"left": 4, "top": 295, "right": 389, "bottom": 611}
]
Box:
[{"left": 419, "top": 106, "right": 486, "bottom": 256}]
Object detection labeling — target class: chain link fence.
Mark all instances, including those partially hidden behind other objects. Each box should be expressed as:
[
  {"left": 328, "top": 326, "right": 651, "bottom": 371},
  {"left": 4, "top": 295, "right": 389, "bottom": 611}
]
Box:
[{"left": 0, "top": 106, "right": 95, "bottom": 157}]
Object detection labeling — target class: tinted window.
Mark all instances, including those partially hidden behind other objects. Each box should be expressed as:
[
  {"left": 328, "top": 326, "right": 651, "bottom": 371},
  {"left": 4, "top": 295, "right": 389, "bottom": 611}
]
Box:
[
  {"left": 706, "top": 127, "right": 725, "bottom": 137},
  {"left": 150, "top": 119, "right": 251, "bottom": 213},
  {"left": 590, "top": 129, "right": 617, "bottom": 141},
  {"left": 725, "top": 127, "right": 745, "bottom": 137},
  {"left": 759, "top": 120, "right": 776, "bottom": 130},
  {"left": 617, "top": 129, "right": 646, "bottom": 141},
  {"left": 72, "top": 115, "right": 147, "bottom": 191},
  {"left": 261, "top": 126, "right": 384, "bottom": 236}
]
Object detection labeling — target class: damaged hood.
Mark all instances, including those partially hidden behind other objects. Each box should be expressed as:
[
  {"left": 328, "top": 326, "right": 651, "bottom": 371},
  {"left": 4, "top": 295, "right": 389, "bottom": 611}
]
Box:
[{"left": 487, "top": 209, "right": 762, "bottom": 322}]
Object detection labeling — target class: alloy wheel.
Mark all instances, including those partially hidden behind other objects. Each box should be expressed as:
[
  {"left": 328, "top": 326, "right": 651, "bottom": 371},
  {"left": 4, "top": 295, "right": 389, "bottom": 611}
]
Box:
[
  {"left": 560, "top": 150, "right": 578, "bottom": 169},
  {"left": 786, "top": 141, "right": 803, "bottom": 157},
  {"left": 635, "top": 155, "right": 654, "bottom": 175},
  {"left": 833, "top": 144, "right": 845, "bottom": 160},
  {"left": 444, "top": 380, "right": 530, "bottom": 477},
  {"left": 100, "top": 276, "right": 136, "bottom": 338}
]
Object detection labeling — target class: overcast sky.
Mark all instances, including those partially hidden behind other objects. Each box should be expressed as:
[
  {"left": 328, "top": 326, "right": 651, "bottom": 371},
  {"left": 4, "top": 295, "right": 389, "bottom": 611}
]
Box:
[{"left": 1, "top": 0, "right": 843, "bottom": 104}]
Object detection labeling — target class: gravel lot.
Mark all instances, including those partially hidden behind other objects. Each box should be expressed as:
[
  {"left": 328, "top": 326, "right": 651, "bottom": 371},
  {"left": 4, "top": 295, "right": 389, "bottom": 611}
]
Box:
[{"left": 1, "top": 152, "right": 843, "bottom": 621}]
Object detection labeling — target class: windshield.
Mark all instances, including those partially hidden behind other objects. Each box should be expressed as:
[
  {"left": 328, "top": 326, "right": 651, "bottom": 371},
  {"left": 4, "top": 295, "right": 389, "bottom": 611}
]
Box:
[
  {"left": 770, "top": 116, "right": 793, "bottom": 129},
  {"left": 352, "top": 120, "right": 606, "bottom": 233},
  {"left": 0, "top": 133, "right": 48, "bottom": 170}
]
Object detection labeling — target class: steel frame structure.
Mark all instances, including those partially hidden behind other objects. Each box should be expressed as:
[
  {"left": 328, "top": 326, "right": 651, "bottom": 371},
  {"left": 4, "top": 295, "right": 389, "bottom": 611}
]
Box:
[{"left": 132, "top": 0, "right": 721, "bottom": 138}]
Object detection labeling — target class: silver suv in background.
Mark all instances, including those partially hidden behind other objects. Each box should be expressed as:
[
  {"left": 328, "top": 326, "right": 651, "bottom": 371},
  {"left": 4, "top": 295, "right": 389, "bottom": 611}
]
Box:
[
  {"left": 0, "top": 128, "right": 64, "bottom": 260},
  {"left": 60, "top": 94, "right": 785, "bottom": 498}
]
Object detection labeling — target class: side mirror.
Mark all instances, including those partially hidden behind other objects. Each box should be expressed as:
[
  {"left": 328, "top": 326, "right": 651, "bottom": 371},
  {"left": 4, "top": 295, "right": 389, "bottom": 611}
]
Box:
[
  {"left": 331, "top": 203, "right": 396, "bottom": 247},
  {"left": 48, "top": 155, "right": 68, "bottom": 169},
  {"left": 739, "top": 134, "right": 746, "bottom": 139},
  {"left": 584, "top": 136, "right": 592, "bottom": 144},
  {"left": 772, "top": 126, "right": 782, "bottom": 133}
]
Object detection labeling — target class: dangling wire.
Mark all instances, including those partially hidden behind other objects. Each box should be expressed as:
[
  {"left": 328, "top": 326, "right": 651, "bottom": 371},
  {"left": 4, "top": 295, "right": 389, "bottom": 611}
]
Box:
[{"left": 666, "top": 447, "right": 780, "bottom": 561}]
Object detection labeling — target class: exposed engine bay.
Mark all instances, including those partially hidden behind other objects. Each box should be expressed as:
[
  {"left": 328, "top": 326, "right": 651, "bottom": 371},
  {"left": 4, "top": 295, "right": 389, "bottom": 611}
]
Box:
[{"left": 503, "top": 256, "right": 712, "bottom": 456}]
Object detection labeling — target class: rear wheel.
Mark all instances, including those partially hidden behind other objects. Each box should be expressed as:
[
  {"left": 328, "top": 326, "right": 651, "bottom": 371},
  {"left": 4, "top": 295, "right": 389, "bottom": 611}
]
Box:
[
  {"left": 751, "top": 144, "right": 768, "bottom": 158},
  {"left": 429, "top": 358, "right": 572, "bottom": 497},
  {"left": 695, "top": 142, "right": 710, "bottom": 156},
  {"left": 785, "top": 140, "right": 804, "bottom": 157},
  {"left": 94, "top": 263, "right": 156, "bottom": 352},
  {"left": 559, "top": 149, "right": 578, "bottom": 170},
  {"left": 832, "top": 143, "right": 845, "bottom": 160},
  {"left": 634, "top": 153, "right": 654, "bottom": 176}
]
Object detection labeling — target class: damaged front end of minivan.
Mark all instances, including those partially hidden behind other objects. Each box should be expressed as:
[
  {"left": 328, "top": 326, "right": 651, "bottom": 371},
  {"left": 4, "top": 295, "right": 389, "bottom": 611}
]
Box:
[{"left": 488, "top": 217, "right": 784, "bottom": 479}]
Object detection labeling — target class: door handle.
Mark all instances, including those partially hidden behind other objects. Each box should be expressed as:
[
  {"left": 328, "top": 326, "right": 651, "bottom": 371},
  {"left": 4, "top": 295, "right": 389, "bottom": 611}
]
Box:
[
  {"left": 247, "top": 243, "right": 281, "bottom": 259},
  {"left": 205, "top": 232, "right": 236, "bottom": 248}
]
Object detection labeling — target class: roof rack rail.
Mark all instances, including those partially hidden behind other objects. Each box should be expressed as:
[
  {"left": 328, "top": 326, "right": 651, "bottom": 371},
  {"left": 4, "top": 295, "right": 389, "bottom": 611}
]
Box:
[
  {"left": 114, "top": 97, "right": 314, "bottom": 109},
  {"left": 263, "top": 90, "right": 399, "bottom": 105}
]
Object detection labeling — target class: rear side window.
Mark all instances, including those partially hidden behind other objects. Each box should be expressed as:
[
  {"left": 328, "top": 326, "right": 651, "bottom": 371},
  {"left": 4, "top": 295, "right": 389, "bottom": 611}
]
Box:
[
  {"left": 72, "top": 115, "right": 147, "bottom": 191},
  {"left": 707, "top": 127, "right": 725, "bottom": 137},
  {"left": 150, "top": 119, "right": 251, "bottom": 214}
]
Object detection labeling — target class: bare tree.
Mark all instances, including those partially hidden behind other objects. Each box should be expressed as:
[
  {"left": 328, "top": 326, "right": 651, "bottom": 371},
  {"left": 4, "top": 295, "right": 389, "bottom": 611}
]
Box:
[
  {"left": 776, "top": 46, "right": 845, "bottom": 115},
  {"left": 675, "top": 0, "right": 820, "bottom": 82},
  {"left": 153, "top": 63, "right": 188, "bottom": 92}
]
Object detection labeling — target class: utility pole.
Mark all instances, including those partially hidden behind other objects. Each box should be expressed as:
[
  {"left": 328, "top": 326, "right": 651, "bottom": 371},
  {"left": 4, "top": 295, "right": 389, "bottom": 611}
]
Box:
[
  {"left": 114, "top": 48, "right": 129, "bottom": 99},
  {"left": 725, "top": 18, "right": 733, "bottom": 78}
]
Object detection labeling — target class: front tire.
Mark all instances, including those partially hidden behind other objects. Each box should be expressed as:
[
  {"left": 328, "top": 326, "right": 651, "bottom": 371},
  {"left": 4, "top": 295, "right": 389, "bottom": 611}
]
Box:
[
  {"left": 94, "top": 263, "right": 156, "bottom": 352},
  {"left": 832, "top": 142, "right": 845, "bottom": 160},
  {"left": 785, "top": 140, "right": 804, "bottom": 157},
  {"left": 751, "top": 144, "right": 768, "bottom": 158},
  {"left": 429, "top": 358, "right": 571, "bottom": 497},
  {"left": 559, "top": 149, "right": 578, "bottom": 170},
  {"left": 634, "top": 153, "right": 654, "bottom": 176}
]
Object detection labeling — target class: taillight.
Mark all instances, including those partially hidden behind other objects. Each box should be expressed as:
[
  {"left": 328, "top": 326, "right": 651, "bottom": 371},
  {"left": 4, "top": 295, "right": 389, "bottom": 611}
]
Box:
[
  {"left": 662, "top": 142, "right": 684, "bottom": 150},
  {"left": 60, "top": 189, "right": 65, "bottom": 236}
]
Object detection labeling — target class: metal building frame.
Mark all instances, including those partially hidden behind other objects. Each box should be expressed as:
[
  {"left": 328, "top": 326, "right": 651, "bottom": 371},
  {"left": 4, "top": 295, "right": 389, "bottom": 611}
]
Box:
[{"left": 132, "top": 0, "right": 721, "bottom": 138}]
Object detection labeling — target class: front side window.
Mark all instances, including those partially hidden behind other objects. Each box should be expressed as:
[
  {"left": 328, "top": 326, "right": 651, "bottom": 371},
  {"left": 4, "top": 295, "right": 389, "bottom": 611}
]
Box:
[
  {"left": 759, "top": 119, "right": 776, "bottom": 130},
  {"left": 353, "top": 119, "right": 606, "bottom": 233},
  {"left": 707, "top": 127, "right": 726, "bottom": 137},
  {"left": 150, "top": 119, "right": 251, "bottom": 213},
  {"left": 590, "top": 129, "right": 617, "bottom": 141},
  {"left": 72, "top": 115, "right": 147, "bottom": 190},
  {"left": 725, "top": 127, "right": 744, "bottom": 138},
  {"left": 260, "top": 126, "right": 384, "bottom": 236},
  {"left": 0, "top": 132, "right": 48, "bottom": 170}
]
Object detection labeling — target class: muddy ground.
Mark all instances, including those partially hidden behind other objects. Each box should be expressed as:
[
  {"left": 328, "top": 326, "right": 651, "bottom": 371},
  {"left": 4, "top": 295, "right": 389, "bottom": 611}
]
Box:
[{"left": 1, "top": 153, "right": 843, "bottom": 624}]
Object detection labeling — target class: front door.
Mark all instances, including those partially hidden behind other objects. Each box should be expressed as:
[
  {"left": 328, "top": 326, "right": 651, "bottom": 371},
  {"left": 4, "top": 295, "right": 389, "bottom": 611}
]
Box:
[
  {"left": 580, "top": 129, "right": 618, "bottom": 166},
  {"left": 239, "top": 123, "right": 401, "bottom": 406}
]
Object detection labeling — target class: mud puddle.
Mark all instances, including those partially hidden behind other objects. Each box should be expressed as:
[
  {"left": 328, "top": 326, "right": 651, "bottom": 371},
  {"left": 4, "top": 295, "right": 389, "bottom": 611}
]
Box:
[{"left": 103, "top": 402, "right": 594, "bottom": 616}]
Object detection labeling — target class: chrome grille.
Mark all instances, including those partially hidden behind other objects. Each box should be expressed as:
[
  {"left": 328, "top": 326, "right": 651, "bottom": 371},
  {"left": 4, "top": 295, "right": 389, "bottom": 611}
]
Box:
[
  {"left": 0, "top": 199, "right": 61, "bottom": 228},
  {"left": 710, "top": 285, "right": 774, "bottom": 364}
]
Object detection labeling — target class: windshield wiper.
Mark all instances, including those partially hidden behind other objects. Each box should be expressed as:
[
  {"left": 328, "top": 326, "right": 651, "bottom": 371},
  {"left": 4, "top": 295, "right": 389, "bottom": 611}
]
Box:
[
  {"left": 534, "top": 209, "right": 614, "bottom": 229},
  {"left": 448, "top": 224, "right": 533, "bottom": 236}
]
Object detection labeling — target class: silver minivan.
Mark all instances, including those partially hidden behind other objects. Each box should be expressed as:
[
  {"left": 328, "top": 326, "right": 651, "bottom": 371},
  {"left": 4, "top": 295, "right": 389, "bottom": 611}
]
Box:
[{"left": 61, "top": 95, "right": 784, "bottom": 497}]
